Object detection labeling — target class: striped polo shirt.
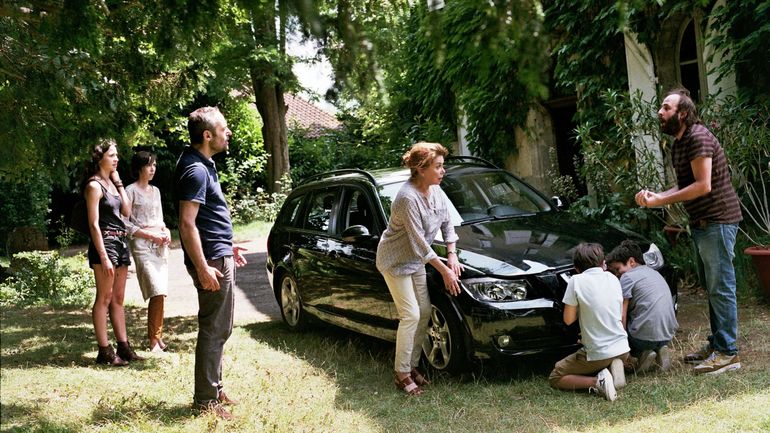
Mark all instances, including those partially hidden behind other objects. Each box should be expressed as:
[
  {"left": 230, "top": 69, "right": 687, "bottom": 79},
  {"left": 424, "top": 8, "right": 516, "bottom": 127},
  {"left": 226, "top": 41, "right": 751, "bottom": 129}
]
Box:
[{"left": 672, "top": 123, "right": 742, "bottom": 224}]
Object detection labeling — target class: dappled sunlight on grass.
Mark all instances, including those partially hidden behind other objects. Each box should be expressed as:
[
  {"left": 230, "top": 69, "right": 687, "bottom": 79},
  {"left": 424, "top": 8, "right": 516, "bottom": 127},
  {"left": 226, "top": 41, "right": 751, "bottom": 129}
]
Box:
[
  {"left": 2, "top": 296, "right": 769, "bottom": 432},
  {"left": 557, "top": 390, "right": 770, "bottom": 433}
]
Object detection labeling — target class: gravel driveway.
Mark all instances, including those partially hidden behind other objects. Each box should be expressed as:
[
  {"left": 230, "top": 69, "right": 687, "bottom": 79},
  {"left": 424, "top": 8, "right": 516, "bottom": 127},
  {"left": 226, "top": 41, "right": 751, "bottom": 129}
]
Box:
[{"left": 124, "top": 237, "right": 281, "bottom": 325}]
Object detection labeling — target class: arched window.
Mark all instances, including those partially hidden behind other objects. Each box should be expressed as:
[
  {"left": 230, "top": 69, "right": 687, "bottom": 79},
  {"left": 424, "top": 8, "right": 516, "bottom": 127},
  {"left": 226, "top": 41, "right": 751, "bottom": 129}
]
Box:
[{"left": 678, "top": 19, "right": 706, "bottom": 101}]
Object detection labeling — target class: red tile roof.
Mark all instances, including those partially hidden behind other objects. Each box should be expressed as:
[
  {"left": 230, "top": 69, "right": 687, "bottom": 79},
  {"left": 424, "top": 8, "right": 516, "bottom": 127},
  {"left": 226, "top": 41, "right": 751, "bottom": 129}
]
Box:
[{"left": 284, "top": 93, "right": 341, "bottom": 138}]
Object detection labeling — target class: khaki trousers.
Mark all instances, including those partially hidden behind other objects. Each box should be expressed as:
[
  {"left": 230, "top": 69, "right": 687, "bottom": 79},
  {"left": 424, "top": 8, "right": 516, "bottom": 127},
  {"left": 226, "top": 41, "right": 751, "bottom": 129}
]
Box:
[{"left": 383, "top": 267, "right": 430, "bottom": 373}]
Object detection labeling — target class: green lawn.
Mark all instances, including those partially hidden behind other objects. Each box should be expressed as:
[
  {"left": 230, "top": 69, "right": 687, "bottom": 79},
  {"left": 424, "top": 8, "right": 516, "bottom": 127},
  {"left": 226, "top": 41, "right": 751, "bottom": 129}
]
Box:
[{"left": 1, "top": 288, "right": 769, "bottom": 432}]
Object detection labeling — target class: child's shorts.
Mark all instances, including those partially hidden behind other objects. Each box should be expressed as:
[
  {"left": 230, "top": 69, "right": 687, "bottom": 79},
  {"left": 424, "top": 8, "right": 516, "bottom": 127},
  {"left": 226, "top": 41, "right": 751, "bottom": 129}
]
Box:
[
  {"left": 88, "top": 234, "right": 131, "bottom": 268},
  {"left": 548, "top": 348, "right": 628, "bottom": 387}
]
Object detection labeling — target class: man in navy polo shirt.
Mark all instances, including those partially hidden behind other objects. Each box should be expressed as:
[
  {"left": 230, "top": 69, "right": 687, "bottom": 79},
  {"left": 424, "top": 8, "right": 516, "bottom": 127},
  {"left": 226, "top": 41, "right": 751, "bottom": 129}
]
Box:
[{"left": 175, "top": 106, "right": 247, "bottom": 419}]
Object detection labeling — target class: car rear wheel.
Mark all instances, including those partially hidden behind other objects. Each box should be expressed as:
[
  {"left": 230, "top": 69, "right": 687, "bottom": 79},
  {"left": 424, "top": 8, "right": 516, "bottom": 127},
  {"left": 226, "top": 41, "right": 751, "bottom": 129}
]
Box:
[
  {"left": 280, "top": 273, "right": 307, "bottom": 330},
  {"left": 422, "top": 296, "right": 468, "bottom": 374}
]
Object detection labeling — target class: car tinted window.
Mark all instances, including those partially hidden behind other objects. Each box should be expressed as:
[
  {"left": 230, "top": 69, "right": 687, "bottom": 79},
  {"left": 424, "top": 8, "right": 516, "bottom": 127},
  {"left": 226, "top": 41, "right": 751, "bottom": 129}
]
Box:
[
  {"left": 378, "top": 181, "right": 463, "bottom": 228},
  {"left": 442, "top": 171, "right": 551, "bottom": 220},
  {"left": 277, "top": 194, "right": 304, "bottom": 228},
  {"left": 304, "top": 188, "right": 338, "bottom": 232},
  {"left": 344, "top": 189, "right": 375, "bottom": 232}
]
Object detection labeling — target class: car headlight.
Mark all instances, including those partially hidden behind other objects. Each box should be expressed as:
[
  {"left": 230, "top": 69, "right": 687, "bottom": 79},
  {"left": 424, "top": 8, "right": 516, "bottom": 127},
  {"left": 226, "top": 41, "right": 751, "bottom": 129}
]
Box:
[
  {"left": 643, "top": 242, "right": 665, "bottom": 270},
  {"left": 464, "top": 279, "right": 528, "bottom": 302}
]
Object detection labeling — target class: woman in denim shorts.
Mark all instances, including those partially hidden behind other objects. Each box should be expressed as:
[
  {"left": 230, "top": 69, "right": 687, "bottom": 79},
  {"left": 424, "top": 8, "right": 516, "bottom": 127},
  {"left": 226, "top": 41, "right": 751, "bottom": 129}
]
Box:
[{"left": 82, "top": 139, "right": 144, "bottom": 366}]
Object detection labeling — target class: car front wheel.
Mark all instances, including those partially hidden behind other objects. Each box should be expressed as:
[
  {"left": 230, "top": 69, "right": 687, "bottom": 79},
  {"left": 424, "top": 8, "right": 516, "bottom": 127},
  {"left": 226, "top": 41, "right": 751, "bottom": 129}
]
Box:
[
  {"left": 421, "top": 296, "right": 468, "bottom": 374},
  {"left": 279, "top": 273, "right": 307, "bottom": 330}
]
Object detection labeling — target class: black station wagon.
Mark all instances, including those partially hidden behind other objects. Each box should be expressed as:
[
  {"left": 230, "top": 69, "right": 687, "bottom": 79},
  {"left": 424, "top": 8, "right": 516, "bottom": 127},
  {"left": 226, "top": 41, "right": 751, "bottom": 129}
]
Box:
[{"left": 266, "top": 157, "right": 674, "bottom": 373}]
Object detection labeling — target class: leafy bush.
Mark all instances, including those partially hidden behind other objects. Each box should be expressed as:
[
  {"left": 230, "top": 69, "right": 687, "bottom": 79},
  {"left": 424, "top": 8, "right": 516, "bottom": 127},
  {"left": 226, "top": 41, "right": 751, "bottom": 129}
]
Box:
[
  {"left": 228, "top": 176, "right": 292, "bottom": 224},
  {"left": 219, "top": 100, "right": 268, "bottom": 200},
  {"left": 0, "top": 173, "right": 52, "bottom": 247},
  {"left": 0, "top": 251, "right": 93, "bottom": 308},
  {"left": 53, "top": 215, "right": 79, "bottom": 249},
  {"left": 700, "top": 97, "right": 770, "bottom": 247},
  {"left": 566, "top": 90, "right": 663, "bottom": 231}
]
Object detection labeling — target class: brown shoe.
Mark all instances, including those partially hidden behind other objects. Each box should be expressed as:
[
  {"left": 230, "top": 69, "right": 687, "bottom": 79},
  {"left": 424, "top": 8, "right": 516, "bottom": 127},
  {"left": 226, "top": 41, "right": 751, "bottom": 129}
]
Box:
[
  {"left": 116, "top": 341, "right": 145, "bottom": 362},
  {"left": 195, "top": 402, "right": 234, "bottom": 420},
  {"left": 218, "top": 390, "right": 238, "bottom": 406},
  {"left": 95, "top": 344, "right": 128, "bottom": 366}
]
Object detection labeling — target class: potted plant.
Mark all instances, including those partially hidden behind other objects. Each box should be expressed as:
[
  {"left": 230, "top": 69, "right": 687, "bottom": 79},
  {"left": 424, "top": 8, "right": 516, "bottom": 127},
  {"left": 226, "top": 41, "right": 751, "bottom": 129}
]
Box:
[{"left": 738, "top": 164, "right": 770, "bottom": 300}]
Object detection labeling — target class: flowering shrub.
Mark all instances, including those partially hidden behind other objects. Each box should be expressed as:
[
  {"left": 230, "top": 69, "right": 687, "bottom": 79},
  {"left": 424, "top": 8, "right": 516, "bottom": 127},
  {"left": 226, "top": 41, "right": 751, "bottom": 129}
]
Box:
[{"left": 229, "top": 175, "right": 292, "bottom": 224}]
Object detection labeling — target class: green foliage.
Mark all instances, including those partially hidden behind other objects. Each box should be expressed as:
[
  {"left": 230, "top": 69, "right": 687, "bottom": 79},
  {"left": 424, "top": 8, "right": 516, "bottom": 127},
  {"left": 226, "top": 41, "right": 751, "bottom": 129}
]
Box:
[
  {"left": 229, "top": 176, "right": 292, "bottom": 224},
  {"left": 700, "top": 97, "right": 770, "bottom": 247},
  {"left": 219, "top": 100, "right": 268, "bottom": 198},
  {"left": 319, "top": 1, "right": 550, "bottom": 164},
  {"left": 0, "top": 172, "right": 52, "bottom": 246},
  {"left": 288, "top": 114, "right": 398, "bottom": 182},
  {"left": 708, "top": 0, "right": 770, "bottom": 101},
  {"left": 566, "top": 90, "right": 662, "bottom": 230},
  {"left": 646, "top": 228, "right": 699, "bottom": 291},
  {"left": 384, "top": 1, "right": 548, "bottom": 163},
  {"left": 0, "top": 1, "right": 223, "bottom": 185},
  {"left": 545, "top": 1, "right": 629, "bottom": 121},
  {"left": 546, "top": 147, "right": 579, "bottom": 201},
  {"left": 53, "top": 215, "right": 78, "bottom": 249},
  {"left": 0, "top": 251, "right": 93, "bottom": 308}
]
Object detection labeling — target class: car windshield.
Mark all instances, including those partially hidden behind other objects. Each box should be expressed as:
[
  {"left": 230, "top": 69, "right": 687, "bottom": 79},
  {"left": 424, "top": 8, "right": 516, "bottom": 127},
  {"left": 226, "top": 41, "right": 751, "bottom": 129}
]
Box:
[{"left": 378, "top": 170, "right": 552, "bottom": 225}]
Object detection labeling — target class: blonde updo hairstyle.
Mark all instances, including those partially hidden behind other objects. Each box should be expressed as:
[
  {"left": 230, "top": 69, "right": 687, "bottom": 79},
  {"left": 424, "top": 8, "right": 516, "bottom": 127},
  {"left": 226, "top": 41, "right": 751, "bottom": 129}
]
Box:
[{"left": 402, "top": 141, "right": 449, "bottom": 179}]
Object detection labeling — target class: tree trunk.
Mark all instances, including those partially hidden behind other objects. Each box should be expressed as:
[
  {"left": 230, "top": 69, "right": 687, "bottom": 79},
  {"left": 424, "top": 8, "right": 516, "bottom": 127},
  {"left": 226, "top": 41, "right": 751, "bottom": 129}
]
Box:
[
  {"left": 252, "top": 72, "right": 289, "bottom": 194},
  {"left": 247, "top": 3, "right": 290, "bottom": 194}
]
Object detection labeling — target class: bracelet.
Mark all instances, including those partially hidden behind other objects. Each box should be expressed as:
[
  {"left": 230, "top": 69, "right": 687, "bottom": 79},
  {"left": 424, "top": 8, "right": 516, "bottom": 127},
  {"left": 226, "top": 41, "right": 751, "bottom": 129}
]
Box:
[
  {"left": 447, "top": 251, "right": 457, "bottom": 255},
  {"left": 113, "top": 181, "right": 124, "bottom": 189}
]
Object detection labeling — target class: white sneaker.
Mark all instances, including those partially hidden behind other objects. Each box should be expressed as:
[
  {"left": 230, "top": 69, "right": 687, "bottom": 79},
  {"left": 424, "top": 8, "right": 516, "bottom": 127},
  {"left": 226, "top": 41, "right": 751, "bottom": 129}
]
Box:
[
  {"left": 609, "top": 358, "right": 626, "bottom": 389},
  {"left": 656, "top": 345, "right": 672, "bottom": 372},
  {"left": 593, "top": 368, "right": 617, "bottom": 401},
  {"left": 636, "top": 350, "right": 657, "bottom": 374}
]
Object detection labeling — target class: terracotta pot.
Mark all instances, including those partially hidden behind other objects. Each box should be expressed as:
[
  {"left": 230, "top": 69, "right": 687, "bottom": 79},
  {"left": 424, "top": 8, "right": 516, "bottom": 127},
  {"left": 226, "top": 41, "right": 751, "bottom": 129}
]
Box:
[{"left": 744, "top": 246, "right": 770, "bottom": 301}]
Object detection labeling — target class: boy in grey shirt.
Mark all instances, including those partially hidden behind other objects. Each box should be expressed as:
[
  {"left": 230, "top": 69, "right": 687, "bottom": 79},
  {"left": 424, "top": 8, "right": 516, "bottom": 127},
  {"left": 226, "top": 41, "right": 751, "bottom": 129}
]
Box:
[{"left": 607, "top": 240, "right": 678, "bottom": 372}]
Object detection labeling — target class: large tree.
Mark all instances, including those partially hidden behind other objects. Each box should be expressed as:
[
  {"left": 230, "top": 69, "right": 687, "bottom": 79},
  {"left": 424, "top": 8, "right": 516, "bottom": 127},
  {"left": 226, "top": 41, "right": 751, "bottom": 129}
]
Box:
[{"left": 0, "top": 0, "right": 223, "bottom": 184}]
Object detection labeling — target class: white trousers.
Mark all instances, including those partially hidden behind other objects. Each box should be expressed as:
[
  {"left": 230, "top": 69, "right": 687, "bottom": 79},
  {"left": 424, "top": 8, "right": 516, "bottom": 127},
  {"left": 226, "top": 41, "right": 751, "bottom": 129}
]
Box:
[{"left": 383, "top": 267, "right": 431, "bottom": 373}]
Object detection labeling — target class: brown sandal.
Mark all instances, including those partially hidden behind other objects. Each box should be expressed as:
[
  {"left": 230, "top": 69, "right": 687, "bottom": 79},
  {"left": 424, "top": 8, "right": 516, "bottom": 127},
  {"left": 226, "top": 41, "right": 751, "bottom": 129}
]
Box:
[
  {"left": 411, "top": 368, "right": 431, "bottom": 387},
  {"left": 395, "top": 374, "right": 422, "bottom": 396}
]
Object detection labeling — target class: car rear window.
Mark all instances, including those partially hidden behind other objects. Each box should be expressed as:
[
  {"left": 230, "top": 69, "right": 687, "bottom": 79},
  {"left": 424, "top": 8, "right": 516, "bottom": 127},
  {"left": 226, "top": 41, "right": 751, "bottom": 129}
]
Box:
[
  {"left": 277, "top": 194, "right": 304, "bottom": 228},
  {"left": 304, "top": 189, "right": 338, "bottom": 232}
]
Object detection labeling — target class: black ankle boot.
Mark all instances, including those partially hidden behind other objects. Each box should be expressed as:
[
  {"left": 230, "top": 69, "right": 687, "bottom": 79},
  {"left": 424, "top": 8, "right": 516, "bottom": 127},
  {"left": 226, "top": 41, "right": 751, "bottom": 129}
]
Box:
[
  {"left": 116, "top": 341, "right": 145, "bottom": 362},
  {"left": 96, "top": 344, "right": 128, "bottom": 366}
]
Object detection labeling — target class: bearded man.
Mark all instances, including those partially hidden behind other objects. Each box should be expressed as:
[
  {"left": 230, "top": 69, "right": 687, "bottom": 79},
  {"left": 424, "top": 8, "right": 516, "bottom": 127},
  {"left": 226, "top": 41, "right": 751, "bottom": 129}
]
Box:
[{"left": 635, "top": 88, "right": 742, "bottom": 375}]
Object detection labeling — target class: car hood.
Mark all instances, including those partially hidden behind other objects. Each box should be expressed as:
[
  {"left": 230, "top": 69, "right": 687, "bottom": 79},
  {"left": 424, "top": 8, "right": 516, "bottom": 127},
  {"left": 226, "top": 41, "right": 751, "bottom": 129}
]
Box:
[{"left": 452, "top": 212, "right": 643, "bottom": 278}]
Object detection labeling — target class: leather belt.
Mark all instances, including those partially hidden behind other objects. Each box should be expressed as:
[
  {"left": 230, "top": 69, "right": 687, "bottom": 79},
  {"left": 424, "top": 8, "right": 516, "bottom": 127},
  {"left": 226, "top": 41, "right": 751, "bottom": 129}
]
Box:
[
  {"left": 102, "top": 230, "right": 127, "bottom": 237},
  {"left": 691, "top": 220, "right": 709, "bottom": 228}
]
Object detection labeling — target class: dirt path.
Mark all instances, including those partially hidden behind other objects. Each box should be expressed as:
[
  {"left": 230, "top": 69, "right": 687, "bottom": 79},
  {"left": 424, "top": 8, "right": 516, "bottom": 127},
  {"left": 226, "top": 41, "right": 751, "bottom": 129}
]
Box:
[{"left": 124, "top": 237, "right": 281, "bottom": 325}]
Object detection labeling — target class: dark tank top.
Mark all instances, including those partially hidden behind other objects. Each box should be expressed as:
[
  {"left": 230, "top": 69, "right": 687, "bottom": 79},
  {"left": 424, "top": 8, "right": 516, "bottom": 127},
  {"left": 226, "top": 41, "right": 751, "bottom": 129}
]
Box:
[{"left": 93, "top": 180, "right": 126, "bottom": 233}]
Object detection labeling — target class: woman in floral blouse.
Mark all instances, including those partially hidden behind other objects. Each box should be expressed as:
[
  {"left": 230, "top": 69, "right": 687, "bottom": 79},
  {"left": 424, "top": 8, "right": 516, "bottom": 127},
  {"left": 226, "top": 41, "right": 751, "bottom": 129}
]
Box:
[{"left": 376, "top": 142, "right": 463, "bottom": 396}]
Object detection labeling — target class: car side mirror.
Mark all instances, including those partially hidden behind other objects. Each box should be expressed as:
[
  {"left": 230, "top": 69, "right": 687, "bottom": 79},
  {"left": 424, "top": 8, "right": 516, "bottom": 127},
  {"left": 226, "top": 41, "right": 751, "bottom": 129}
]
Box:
[
  {"left": 341, "top": 225, "right": 374, "bottom": 243},
  {"left": 551, "top": 196, "right": 567, "bottom": 209}
]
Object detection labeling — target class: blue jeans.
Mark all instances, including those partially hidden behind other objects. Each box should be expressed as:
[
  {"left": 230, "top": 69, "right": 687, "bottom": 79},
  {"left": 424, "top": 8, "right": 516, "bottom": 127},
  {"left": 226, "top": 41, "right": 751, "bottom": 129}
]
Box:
[{"left": 692, "top": 223, "right": 739, "bottom": 356}]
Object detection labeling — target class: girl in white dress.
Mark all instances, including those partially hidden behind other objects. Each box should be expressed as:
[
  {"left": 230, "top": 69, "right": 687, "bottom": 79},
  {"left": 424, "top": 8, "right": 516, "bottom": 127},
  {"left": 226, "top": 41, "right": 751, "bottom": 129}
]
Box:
[{"left": 126, "top": 151, "right": 171, "bottom": 352}]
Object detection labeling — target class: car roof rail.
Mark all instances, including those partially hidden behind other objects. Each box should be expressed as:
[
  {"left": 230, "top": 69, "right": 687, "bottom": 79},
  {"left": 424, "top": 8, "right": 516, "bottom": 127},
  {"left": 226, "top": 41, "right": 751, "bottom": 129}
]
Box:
[
  {"left": 445, "top": 156, "right": 500, "bottom": 169},
  {"left": 298, "top": 169, "right": 379, "bottom": 187}
]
